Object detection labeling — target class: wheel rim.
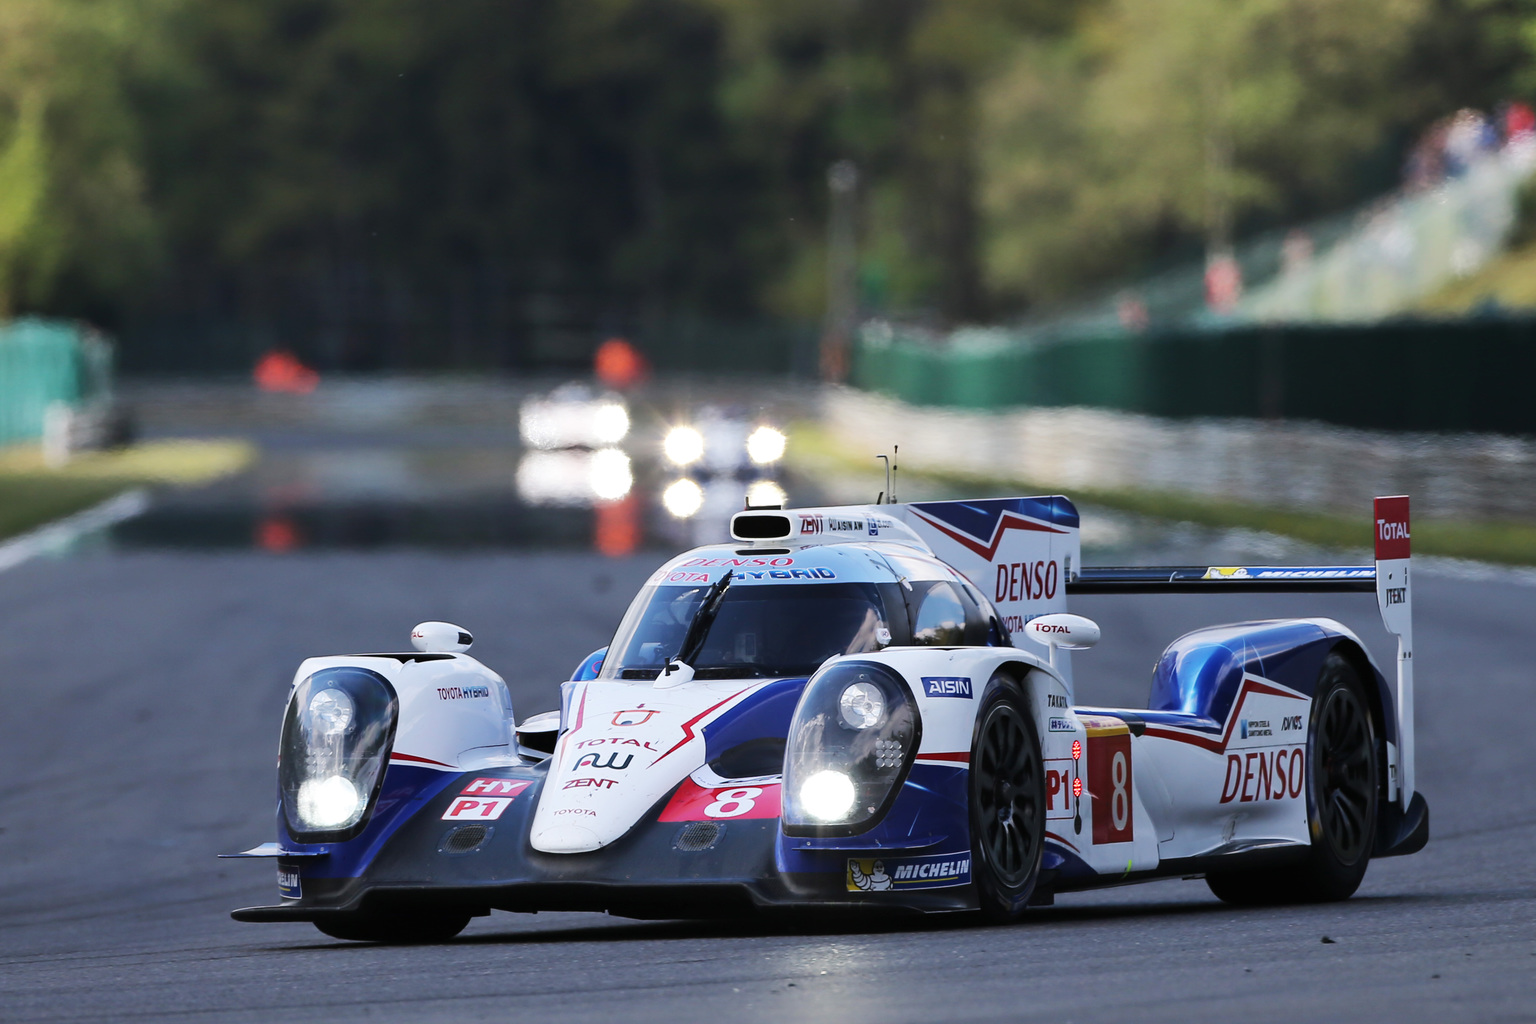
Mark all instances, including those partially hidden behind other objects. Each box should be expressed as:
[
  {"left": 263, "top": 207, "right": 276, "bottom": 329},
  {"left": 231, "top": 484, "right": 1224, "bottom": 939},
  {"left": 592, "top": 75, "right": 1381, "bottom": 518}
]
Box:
[
  {"left": 1315, "top": 686, "right": 1374, "bottom": 864},
  {"left": 973, "top": 704, "right": 1042, "bottom": 887}
]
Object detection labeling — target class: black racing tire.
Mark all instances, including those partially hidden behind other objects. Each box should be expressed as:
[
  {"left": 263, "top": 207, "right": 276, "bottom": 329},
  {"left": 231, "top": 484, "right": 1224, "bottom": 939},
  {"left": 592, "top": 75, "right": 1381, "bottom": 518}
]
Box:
[
  {"left": 313, "top": 908, "right": 472, "bottom": 944},
  {"left": 969, "top": 673, "right": 1046, "bottom": 923},
  {"left": 1207, "top": 652, "right": 1378, "bottom": 905}
]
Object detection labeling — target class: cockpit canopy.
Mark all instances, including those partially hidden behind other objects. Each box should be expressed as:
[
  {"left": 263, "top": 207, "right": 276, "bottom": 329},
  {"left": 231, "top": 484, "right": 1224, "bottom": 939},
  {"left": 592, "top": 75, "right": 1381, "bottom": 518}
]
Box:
[{"left": 601, "top": 546, "right": 1007, "bottom": 681}]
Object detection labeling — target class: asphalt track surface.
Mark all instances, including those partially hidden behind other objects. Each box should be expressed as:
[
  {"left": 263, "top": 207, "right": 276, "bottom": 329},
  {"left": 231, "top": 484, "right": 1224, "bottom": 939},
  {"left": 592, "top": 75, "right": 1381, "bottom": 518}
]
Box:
[{"left": 2, "top": 548, "right": 1534, "bottom": 1023}]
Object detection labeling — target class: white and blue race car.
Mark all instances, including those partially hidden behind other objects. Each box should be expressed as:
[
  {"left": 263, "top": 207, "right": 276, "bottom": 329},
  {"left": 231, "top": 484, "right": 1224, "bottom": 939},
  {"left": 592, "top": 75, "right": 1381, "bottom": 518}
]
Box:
[{"left": 227, "top": 494, "right": 1427, "bottom": 941}]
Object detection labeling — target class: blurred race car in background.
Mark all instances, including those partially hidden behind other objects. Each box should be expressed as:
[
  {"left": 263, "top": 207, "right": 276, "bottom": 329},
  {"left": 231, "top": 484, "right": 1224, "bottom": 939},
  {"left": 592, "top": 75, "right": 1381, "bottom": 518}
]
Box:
[
  {"left": 662, "top": 407, "right": 785, "bottom": 479},
  {"left": 515, "top": 385, "right": 633, "bottom": 506},
  {"left": 658, "top": 406, "right": 787, "bottom": 523},
  {"left": 226, "top": 493, "right": 1427, "bottom": 941}
]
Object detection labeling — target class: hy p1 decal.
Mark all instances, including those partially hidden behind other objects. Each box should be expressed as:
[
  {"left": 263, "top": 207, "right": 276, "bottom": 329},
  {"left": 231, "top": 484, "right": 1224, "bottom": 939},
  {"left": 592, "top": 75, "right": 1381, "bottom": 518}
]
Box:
[
  {"left": 846, "top": 851, "right": 973, "bottom": 891},
  {"left": 922, "top": 676, "right": 973, "bottom": 699},
  {"left": 442, "top": 779, "right": 532, "bottom": 820}
]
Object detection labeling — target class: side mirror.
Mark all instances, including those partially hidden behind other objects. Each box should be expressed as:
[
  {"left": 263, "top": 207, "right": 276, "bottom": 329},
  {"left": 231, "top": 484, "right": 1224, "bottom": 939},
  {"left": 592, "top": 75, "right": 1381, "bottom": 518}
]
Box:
[
  {"left": 411, "top": 621, "right": 474, "bottom": 653},
  {"left": 1024, "top": 613, "right": 1100, "bottom": 667},
  {"left": 516, "top": 710, "right": 560, "bottom": 757}
]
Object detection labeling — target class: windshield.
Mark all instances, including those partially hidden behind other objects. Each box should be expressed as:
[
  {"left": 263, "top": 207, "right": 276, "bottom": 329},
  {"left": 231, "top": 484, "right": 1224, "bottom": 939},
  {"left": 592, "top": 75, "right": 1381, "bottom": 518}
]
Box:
[{"left": 601, "top": 582, "right": 893, "bottom": 680}]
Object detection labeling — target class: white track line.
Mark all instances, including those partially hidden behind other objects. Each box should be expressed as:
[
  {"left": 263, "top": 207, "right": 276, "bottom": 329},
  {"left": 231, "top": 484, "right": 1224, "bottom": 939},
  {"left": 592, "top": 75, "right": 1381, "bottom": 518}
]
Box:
[{"left": 0, "top": 488, "right": 151, "bottom": 574}]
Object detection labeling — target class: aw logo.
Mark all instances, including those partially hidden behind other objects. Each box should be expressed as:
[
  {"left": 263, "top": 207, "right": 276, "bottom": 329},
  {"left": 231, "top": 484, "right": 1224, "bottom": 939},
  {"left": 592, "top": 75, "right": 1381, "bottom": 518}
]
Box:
[{"left": 574, "top": 751, "right": 634, "bottom": 770}]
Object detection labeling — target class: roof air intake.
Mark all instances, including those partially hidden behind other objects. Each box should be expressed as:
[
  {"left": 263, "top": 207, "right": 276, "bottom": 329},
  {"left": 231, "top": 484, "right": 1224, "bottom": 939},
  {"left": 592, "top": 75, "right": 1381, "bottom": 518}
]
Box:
[{"left": 731, "top": 512, "right": 793, "bottom": 541}]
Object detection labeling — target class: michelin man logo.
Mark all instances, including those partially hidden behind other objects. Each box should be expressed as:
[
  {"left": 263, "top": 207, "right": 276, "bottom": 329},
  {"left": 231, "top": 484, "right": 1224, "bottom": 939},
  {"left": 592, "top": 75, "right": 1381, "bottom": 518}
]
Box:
[{"left": 847, "top": 859, "right": 893, "bottom": 891}]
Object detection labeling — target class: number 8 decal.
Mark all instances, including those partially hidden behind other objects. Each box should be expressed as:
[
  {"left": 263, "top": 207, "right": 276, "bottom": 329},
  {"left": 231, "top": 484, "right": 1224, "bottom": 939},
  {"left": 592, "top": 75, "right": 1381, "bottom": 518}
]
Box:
[
  {"left": 1088, "top": 731, "right": 1134, "bottom": 844},
  {"left": 705, "top": 787, "right": 763, "bottom": 819},
  {"left": 1110, "top": 751, "right": 1129, "bottom": 831}
]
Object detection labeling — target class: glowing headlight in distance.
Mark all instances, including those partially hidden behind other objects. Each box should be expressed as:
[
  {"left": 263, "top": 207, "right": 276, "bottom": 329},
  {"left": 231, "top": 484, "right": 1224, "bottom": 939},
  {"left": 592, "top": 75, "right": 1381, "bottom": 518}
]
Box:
[
  {"left": 589, "top": 448, "right": 633, "bottom": 501},
  {"left": 296, "top": 776, "right": 361, "bottom": 830},
  {"left": 800, "top": 770, "right": 856, "bottom": 822},
  {"left": 662, "top": 478, "right": 705, "bottom": 519},
  {"left": 838, "top": 681, "right": 886, "bottom": 729},
  {"left": 745, "top": 479, "right": 787, "bottom": 508},
  {"left": 663, "top": 425, "right": 705, "bottom": 467},
  {"left": 307, "top": 688, "right": 354, "bottom": 736},
  {"left": 746, "top": 426, "right": 786, "bottom": 465},
  {"left": 592, "top": 402, "right": 630, "bottom": 445}
]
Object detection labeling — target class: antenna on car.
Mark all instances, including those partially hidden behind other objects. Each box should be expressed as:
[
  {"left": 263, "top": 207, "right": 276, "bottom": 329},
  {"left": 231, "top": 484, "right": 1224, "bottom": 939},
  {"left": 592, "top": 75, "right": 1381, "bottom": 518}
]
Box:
[{"left": 875, "top": 446, "right": 898, "bottom": 504}]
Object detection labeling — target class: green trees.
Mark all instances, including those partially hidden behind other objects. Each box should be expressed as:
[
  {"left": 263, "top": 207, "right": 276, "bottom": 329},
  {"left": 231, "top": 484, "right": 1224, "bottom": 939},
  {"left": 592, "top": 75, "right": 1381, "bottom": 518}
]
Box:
[
  {"left": 0, "top": 0, "right": 1525, "bottom": 362},
  {"left": 0, "top": 0, "right": 162, "bottom": 320},
  {"left": 977, "top": 0, "right": 1434, "bottom": 306}
]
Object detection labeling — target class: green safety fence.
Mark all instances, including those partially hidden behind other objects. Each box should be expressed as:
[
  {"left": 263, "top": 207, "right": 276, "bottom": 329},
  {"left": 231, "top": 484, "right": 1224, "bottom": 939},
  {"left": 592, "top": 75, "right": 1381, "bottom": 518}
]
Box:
[
  {"left": 852, "top": 317, "right": 1536, "bottom": 435},
  {"left": 0, "top": 318, "right": 114, "bottom": 446}
]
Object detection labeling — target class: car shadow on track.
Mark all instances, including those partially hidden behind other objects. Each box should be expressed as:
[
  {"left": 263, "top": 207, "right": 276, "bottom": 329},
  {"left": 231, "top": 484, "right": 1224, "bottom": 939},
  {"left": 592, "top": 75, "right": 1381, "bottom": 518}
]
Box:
[{"left": 255, "top": 892, "right": 1445, "bottom": 952}]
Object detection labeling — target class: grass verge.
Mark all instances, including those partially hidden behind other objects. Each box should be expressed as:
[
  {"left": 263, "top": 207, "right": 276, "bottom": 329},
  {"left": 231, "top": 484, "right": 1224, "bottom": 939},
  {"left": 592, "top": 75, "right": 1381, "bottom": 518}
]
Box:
[
  {"left": 1419, "top": 237, "right": 1536, "bottom": 314},
  {"left": 0, "top": 439, "right": 255, "bottom": 543},
  {"left": 789, "top": 421, "right": 1536, "bottom": 566}
]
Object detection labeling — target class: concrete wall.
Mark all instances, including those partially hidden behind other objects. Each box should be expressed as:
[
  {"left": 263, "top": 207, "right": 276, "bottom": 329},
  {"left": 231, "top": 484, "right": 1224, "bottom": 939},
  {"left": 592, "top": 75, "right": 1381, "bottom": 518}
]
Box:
[{"left": 824, "top": 387, "right": 1536, "bottom": 522}]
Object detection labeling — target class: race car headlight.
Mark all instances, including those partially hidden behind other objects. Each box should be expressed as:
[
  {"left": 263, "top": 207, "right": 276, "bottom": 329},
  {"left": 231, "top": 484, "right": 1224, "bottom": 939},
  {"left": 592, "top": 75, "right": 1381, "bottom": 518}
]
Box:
[
  {"left": 279, "top": 666, "right": 397, "bottom": 840},
  {"left": 838, "top": 681, "right": 885, "bottom": 729},
  {"left": 745, "top": 426, "right": 786, "bottom": 465},
  {"left": 799, "top": 770, "right": 856, "bottom": 821},
  {"left": 663, "top": 425, "right": 705, "bottom": 467},
  {"left": 782, "top": 661, "right": 919, "bottom": 837}
]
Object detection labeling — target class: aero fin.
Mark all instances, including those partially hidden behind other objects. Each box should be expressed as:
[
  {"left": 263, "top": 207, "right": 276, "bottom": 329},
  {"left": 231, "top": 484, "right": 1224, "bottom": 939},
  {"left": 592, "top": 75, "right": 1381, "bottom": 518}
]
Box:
[{"left": 1373, "top": 495, "right": 1413, "bottom": 807}]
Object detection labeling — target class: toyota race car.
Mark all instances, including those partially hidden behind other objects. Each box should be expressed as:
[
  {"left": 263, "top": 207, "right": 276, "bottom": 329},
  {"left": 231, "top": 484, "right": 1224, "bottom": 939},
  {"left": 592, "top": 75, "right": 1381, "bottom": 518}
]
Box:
[{"left": 226, "top": 494, "right": 1428, "bottom": 941}]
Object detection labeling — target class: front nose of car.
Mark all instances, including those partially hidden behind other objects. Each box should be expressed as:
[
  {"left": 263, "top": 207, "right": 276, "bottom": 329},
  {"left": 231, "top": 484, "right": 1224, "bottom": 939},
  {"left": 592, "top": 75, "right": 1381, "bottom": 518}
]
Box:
[{"left": 532, "top": 822, "right": 604, "bottom": 854}]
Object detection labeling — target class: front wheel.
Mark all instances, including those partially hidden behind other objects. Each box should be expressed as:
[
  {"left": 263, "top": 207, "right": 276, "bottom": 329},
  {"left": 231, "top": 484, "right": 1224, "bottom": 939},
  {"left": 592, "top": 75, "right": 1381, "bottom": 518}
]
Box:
[
  {"left": 313, "top": 908, "right": 472, "bottom": 944},
  {"left": 969, "top": 673, "right": 1046, "bottom": 923},
  {"left": 1207, "top": 652, "right": 1378, "bottom": 905}
]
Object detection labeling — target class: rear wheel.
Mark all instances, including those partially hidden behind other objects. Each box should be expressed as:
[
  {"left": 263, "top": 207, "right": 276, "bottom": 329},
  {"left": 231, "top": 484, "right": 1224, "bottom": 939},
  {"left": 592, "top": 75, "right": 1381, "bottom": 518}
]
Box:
[
  {"left": 1207, "top": 652, "right": 1378, "bottom": 905},
  {"left": 969, "top": 674, "right": 1045, "bottom": 922},
  {"left": 313, "top": 908, "right": 472, "bottom": 944}
]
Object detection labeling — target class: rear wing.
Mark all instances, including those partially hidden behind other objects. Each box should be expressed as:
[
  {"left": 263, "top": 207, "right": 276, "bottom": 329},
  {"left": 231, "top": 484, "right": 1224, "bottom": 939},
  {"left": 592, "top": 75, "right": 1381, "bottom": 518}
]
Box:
[
  {"left": 1067, "top": 496, "right": 1415, "bottom": 808},
  {"left": 1069, "top": 566, "right": 1375, "bottom": 593}
]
